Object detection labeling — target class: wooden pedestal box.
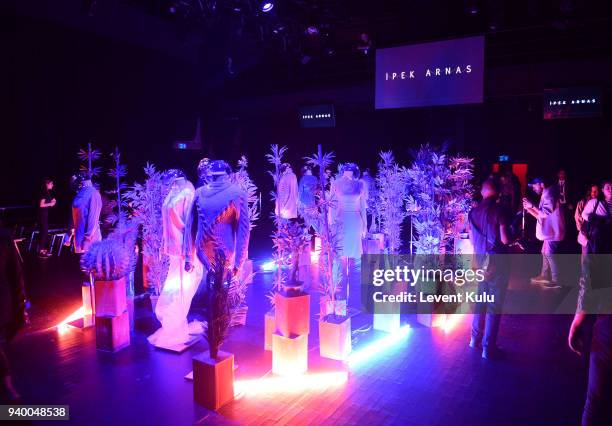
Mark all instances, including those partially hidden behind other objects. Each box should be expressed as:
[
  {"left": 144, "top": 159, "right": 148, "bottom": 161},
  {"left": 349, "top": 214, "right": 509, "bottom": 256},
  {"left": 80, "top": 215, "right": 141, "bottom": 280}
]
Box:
[
  {"left": 272, "top": 332, "right": 308, "bottom": 376},
  {"left": 274, "top": 290, "right": 310, "bottom": 337},
  {"left": 319, "top": 316, "right": 351, "bottom": 360},
  {"left": 193, "top": 351, "right": 234, "bottom": 411},
  {"left": 94, "top": 277, "right": 127, "bottom": 317},
  {"left": 370, "top": 233, "right": 385, "bottom": 250},
  {"left": 82, "top": 283, "right": 93, "bottom": 317},
  {"left": 96, "top": 311, "right": 130, "bottom": 352},
  {"left": 127, "top": 296, "right": 135, "bottom": 332},
  {"left": 373, "top": 312, "right": 400, "bottom": 333},
  {"left": 264, "top": 310, "right": 275, "bottom": 351},
  {"left": 416, "top": 313, "right": 447, "bottom": 328},
  {"left": 298, "top": 247, "right": 311, "bottom": 267},
  {"left": 363, "top": 238, "right": 382, "bottom": 255}
]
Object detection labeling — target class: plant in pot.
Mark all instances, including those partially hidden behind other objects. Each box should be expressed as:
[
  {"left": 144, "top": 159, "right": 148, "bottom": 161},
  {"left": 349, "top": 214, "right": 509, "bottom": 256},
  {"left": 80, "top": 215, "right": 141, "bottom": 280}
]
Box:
[
  {"left": 124, "top": 163, "right": 170, "bottom": 311},
  {"left": 305, "top": 145, "right": 351, "bottom": 360},
  {"left": 193, "top": 246, "right": 246, "bottom": 410},
  {"left": 368, "top": 151, "right": 411, "bottom": 332},
  {"left": 80, "top": 224, "right": 138, "bottom": 351},
  {"left": 104, "top": 146, "right": 129, "bottom": 229},
  {"left": 405, "top": 143, "right": 474, "bottom": 327},
  {"left": 376, "top": 151, "right": 410, "bottom": 254}
]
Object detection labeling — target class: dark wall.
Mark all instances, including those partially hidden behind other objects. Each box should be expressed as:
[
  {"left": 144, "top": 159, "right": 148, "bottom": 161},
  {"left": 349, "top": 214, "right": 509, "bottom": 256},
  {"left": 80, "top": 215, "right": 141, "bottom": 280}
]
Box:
[
  {"left": 4, "top": 10, "right": 611, "bottom": 255},
  {"left": 2, "top": 13, "right": 204, "bottom": 218},
  {"left": 217, "top": 56, "right": 612, "bottom": 201}
]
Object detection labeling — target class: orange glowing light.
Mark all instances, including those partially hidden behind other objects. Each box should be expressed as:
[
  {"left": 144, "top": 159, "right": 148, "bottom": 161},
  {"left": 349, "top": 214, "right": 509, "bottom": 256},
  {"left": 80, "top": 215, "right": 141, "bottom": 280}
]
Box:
[
  {"left": 55, "top": 306, "right": 85, "bottom": 334},
  {"left": 234, "top": 371, "right": 348, "bottom": 398},
  {"left": 310, "top": 238, "right": 321, "bottom": 263},
  {"left": 442, "top": 314, "right": 465, "bottom": 334}
]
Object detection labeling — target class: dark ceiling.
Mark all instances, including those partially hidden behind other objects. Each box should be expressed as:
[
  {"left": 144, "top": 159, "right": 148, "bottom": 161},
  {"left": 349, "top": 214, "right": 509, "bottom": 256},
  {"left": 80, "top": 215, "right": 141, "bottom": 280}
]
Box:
[{"left": 10, "top": 0, "right": 612, "bottom": 96}]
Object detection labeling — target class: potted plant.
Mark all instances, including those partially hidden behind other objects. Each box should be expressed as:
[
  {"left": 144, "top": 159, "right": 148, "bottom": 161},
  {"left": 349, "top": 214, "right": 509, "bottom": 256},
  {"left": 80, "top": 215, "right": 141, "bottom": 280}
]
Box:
[
  {"left": 193, "top": 247, "right": 246, "bottom": 410},
  {"left": 81, "top": 224, "right": 137, "bottom": 351},
  {"left": 124, "top": 163, "right": 170, "bottom": 310},
  {"left": 304, "top": 145, "right": 351, "bottom": 360},
  {"left": 405, "top": 143, "right": 474, "bottom": 327}
]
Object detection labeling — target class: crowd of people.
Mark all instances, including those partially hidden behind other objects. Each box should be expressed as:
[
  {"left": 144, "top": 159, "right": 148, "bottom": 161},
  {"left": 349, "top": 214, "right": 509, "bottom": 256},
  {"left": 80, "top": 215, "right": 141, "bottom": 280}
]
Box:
[{"left": 469, "top": 166, "right": 611, "bottom": 425}]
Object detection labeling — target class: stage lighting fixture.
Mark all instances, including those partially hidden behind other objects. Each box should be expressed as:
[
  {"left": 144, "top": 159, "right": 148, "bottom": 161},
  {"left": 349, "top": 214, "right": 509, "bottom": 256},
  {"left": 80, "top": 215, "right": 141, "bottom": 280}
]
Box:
[{"left": 261, "top": 2, "right": 274, "bottom": 13}]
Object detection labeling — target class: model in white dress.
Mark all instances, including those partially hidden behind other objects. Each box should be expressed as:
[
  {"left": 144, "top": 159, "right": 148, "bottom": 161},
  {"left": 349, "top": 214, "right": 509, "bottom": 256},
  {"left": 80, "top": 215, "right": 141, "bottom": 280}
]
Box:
[
  {"left": 332, "top": 171, "right": 367, "bottom": 259},
  {"left": 148, "top": 174, "right": 204, "bottom": 348}
]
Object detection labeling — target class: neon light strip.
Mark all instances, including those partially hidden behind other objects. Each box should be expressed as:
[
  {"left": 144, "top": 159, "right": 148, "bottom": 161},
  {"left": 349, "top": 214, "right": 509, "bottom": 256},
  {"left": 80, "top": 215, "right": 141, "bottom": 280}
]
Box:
[{"left": 346, "top": 324, "right": 411, "bottom": 368}]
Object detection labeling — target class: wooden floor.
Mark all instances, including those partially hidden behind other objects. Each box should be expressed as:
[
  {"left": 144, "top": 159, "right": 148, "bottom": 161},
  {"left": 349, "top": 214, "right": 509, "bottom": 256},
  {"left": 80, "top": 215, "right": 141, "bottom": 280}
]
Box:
[{"left": 5, "top": 254, "right": 589, "bottom": 426}]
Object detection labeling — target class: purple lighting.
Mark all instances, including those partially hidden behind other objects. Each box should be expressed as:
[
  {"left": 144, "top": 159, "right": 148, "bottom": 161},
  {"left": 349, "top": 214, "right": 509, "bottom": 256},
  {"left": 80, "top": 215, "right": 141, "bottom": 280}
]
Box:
[
  {"left": 261, "top": 2, "right": 274, "bottom": 13},
  {"left": 306, "top": 26, "right": 319, "bottom": 35}
]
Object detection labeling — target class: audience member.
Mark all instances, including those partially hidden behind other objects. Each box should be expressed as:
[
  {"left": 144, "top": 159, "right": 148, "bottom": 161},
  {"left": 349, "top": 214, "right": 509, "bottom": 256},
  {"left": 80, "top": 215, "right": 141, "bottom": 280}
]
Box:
[
  {"left": 576, "top": 184, "right": 600, "bottom": 255},
  {"left": 523, "top": 178, "right": 565, "bottom": 288},
  {"left": 569, "top": 179, "right": 612, "bottom": 425},
  {"left": 468, "top": 177, "right": 511, "bottom": 360},
  {"left": 37, "top": 178, "right": 56, "bottom": 257}
]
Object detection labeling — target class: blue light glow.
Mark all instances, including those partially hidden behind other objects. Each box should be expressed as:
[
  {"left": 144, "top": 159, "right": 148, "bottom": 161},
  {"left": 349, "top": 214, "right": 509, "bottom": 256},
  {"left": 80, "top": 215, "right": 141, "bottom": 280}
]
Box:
[
  {"left": 261, "top": 2, "right": 274, "bottom": 13},
  {"left": 260, "top": 260, "right": 278, "bottom": 272},
  {"left": 346, "top": 325, "right": 411, "bottom": 368}
]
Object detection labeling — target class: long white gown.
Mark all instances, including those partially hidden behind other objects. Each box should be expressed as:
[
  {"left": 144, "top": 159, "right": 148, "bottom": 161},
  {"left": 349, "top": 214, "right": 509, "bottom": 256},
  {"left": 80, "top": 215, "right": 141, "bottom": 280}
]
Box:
[
  {"left": 148, "top": 178, "right": 203, "bottom": 347},
  {"left": 332, "top": 175, "right": 367, "bottom": 259},
  {"left": 275, "top": 171, "right": 298, "bottom": 219}
]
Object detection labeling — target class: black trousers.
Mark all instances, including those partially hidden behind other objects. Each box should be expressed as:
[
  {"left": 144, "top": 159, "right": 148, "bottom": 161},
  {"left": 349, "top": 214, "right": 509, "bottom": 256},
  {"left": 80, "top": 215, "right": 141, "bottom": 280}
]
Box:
[
  {"left": 583, "top": 315, "right": 612, "bottom": 426},
  {"left": 38, "top": 212, "right": 49, "bottom": 251}
]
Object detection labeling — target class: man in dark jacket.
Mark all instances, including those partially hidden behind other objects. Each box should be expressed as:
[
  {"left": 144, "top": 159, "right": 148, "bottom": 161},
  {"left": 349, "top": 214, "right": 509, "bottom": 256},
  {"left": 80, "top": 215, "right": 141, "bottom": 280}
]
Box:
[
  {"left": 468, "top": 178, "right": 511, "bottom": 360},
  {"left": 0, "top": 226, "right": 27, "bottom": 402}
]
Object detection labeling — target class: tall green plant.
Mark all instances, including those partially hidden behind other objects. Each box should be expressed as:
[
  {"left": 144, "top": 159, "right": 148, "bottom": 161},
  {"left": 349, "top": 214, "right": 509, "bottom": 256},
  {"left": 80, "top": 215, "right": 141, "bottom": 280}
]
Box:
[
  {"left": 124, "top": 163, "right": 169, "bottom": 295},
  {"left": 305, "top": 145, "right": 342, "bottom": 315},
  {"left": 266, "top": 144, "right": 288, "bottom": 293},
  {"left": 376, "top": 151, "right": 410, "bottom": 254},
  {"left": 205, "top": 244, "right": 250, "bottom": 359},
  {"left": 405, "top": 143, "right": 474, "bottom": 254},
  {"left": 232, "top": 155, "right": 260, "bottom": 230},
  {"left": 77, "top": 142, "right": 102, "bottom": 179},
  {"left": 107, "top": 146, "right": 128, "bottom": 227}
]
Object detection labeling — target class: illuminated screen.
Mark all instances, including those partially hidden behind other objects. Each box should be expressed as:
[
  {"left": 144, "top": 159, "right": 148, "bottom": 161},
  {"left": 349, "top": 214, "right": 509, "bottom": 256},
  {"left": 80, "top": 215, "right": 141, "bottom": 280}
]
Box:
[{"left": 375, "top": 36, "right": 484, "bottom": 109}]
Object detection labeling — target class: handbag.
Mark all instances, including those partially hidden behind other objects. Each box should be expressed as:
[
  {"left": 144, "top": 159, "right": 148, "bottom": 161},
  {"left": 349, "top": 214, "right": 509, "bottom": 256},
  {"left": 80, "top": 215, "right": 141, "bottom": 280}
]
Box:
[{"left": 578, "top": 200, "right": 602, "bottom": 247}]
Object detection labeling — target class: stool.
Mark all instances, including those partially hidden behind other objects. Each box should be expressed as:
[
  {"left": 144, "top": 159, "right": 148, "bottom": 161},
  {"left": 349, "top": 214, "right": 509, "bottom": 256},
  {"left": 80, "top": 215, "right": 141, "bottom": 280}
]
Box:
[
  {"left": 13, "top": 238, "right": 25, "bottom": 263},
  {"left": 51, "top": 233, "right": 67, "bottom": 256},
  {"left": 28, "top": 230, "right": 39, "bottom": 251}
]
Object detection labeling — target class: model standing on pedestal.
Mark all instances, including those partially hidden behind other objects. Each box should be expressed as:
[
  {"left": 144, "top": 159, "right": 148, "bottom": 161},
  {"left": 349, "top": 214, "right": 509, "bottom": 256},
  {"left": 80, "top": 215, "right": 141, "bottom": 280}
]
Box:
[
  {"left": 298, "top": 165, "right": 319, "bottom": 233},
  {"left": 148, "top": 169, "right": 204, "bottom": 348},
  {"left": 275, "top": 163, "right": 298, "bottom": 220},
  {"left": 332, "top": 164, "right": 367, "bottom": 259},
  {"left": 184, "top": 160, "right": 250, "bottom": 286},
  {"left": 72, "top": 172, "right": 102, "bottom": 254},
  {"left": 330, "top": 163, "right": 366, "bottom": 311}
]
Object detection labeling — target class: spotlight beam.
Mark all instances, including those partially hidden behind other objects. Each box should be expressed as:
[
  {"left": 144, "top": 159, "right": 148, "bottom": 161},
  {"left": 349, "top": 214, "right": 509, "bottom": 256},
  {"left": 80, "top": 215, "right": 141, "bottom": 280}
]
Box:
[{"left": 346, "top": 325, "right": 411, "bottom": 368}]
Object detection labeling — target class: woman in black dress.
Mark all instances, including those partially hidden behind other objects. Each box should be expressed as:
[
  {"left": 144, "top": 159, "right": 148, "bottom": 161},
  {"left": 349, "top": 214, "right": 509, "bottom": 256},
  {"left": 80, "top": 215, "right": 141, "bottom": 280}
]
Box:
[{"left": 37, "top": 179, "right": 56, "bottom": 257}]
